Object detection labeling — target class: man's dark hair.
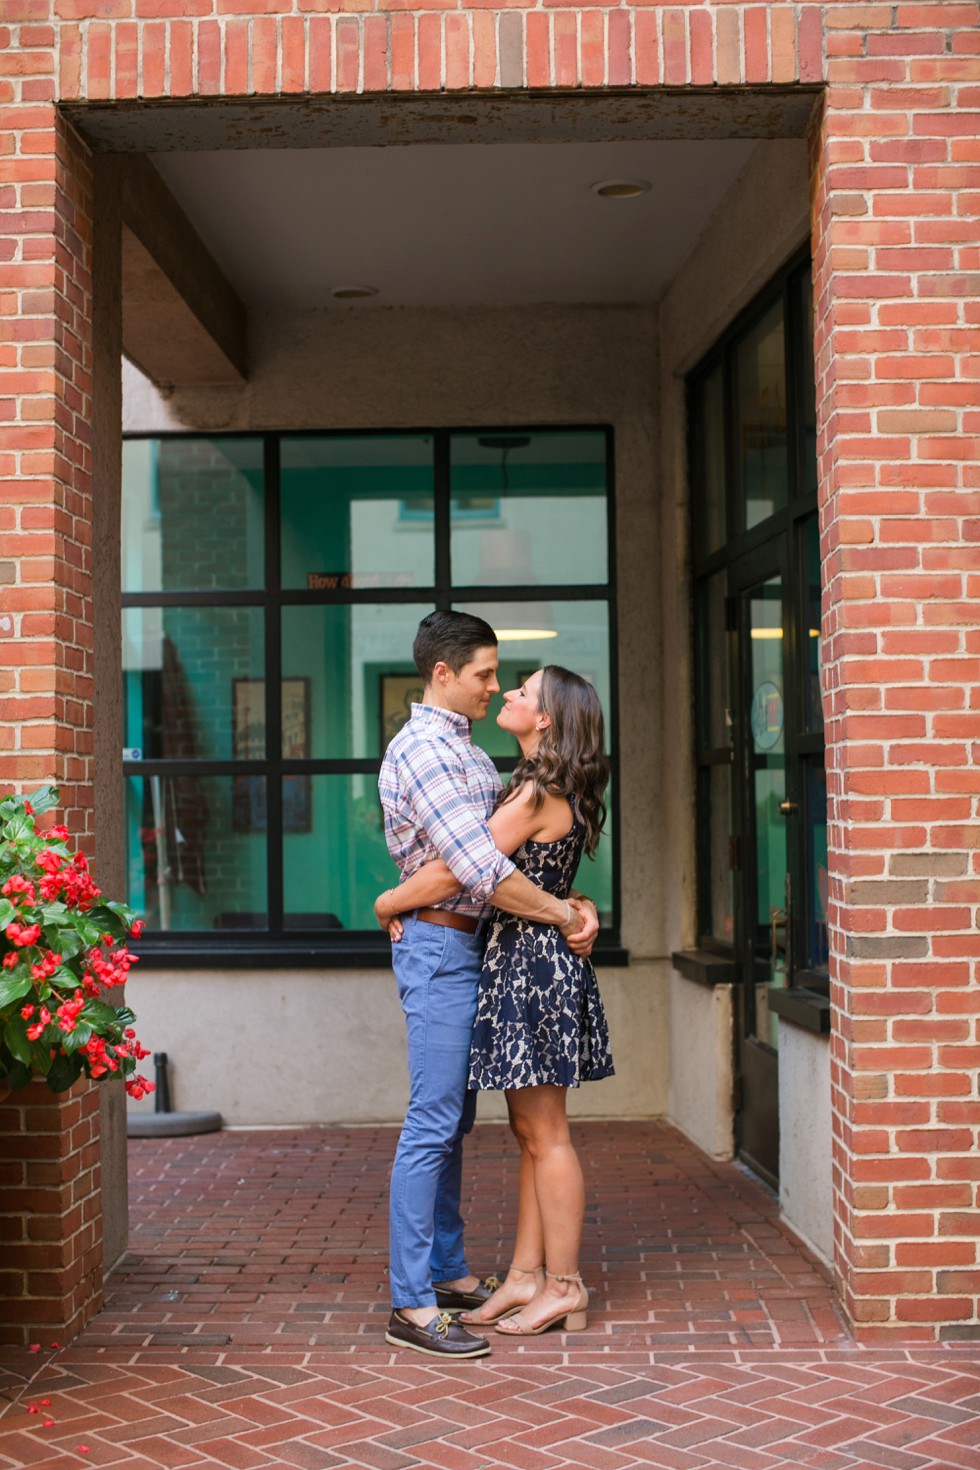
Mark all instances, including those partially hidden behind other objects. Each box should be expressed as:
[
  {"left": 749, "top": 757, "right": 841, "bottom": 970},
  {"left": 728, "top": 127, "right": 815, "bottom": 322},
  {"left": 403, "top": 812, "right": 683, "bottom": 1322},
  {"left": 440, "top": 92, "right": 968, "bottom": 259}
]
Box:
[{"left": 413, "top": 610, "right": 497, "bottom": 683}]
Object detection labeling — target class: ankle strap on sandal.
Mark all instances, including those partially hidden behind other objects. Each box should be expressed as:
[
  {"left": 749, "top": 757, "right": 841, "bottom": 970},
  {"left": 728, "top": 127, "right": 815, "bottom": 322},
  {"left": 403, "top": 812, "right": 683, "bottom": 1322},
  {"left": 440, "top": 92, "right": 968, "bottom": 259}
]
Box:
[{"left": 546, "top": 1271, "right": 584, "bottom": 1284}]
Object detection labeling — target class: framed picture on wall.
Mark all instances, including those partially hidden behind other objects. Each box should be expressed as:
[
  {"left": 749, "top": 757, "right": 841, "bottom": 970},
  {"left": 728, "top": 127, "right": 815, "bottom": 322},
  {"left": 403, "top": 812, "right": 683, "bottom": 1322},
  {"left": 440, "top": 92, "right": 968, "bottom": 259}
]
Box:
[
  {"left": 380, "top": 673, "right": 424, "bottom": 752},
  {"left": 232, "top": 676, "right": 312, "bottom": 834}
]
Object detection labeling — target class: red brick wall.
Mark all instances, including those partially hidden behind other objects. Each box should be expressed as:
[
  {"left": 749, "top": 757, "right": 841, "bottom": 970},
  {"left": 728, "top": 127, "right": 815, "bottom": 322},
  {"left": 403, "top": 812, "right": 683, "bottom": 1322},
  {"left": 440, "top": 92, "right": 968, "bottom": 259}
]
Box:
[
  {"left": 1, "top": 95, "right": 94, "bottom": 842},
  {"left": 1, "top": 2, "right": 978, "bottom": 1343},
  {"left": 810, "top": 2, "right": 980, "bottom": 1343},
  {"left": 0, "top": 1079, "right": 104, "bottom": 1346}
]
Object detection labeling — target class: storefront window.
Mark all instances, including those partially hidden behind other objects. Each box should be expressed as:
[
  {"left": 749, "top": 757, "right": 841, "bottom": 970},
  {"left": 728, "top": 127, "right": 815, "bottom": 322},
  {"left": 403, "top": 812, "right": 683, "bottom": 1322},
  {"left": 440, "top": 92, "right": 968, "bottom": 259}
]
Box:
[{"left": 122, "top": 429, "right": 617, "bottom": 947}]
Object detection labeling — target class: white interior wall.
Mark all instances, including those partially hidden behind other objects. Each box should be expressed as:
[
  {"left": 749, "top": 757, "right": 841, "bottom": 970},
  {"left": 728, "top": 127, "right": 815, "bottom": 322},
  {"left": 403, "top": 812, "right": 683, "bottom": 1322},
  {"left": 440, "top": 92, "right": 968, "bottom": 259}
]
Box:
[{"left": 124, "top": 301, "right": 669, "bottom": 1126}]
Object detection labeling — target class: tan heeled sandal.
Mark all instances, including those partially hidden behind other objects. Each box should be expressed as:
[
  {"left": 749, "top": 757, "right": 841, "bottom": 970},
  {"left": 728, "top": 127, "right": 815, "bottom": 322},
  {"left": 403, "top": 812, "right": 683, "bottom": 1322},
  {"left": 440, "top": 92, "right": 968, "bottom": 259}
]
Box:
[
  {"left": 459, "top": 1264, "right": 544, "bottom": 1326},
  {"left": 494, "top": 1271, "right": 589, "bottom": 1337}
]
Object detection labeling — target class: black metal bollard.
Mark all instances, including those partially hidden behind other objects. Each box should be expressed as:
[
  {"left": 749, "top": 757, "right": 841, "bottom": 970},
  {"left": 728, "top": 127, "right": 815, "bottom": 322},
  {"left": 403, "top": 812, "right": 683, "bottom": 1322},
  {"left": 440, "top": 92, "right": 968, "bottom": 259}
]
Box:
[{"left": 153, "top": 1052, "right": 172, "bottom": 1113}]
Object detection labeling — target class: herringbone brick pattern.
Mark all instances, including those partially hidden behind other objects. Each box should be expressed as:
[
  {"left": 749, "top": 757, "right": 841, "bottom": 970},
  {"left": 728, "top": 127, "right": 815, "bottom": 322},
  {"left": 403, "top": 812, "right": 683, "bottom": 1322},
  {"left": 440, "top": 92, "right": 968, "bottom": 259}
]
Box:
[{"left": 1, "top": 1123, "right": 978, "bottom": 1469}]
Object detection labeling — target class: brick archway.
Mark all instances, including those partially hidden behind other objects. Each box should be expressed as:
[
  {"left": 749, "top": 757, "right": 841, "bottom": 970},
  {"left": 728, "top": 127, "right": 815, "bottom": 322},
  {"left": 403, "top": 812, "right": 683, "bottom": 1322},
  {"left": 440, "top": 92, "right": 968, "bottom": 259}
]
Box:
[{"left": 2, "top": 4, "right": 977, "bottom": 1344}]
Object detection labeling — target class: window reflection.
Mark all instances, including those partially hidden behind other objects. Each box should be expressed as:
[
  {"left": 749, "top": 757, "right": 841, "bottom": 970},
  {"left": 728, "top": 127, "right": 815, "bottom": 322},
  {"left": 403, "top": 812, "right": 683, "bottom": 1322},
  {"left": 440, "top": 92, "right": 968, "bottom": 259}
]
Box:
[
  {"left": 735, "top": 301, "right": 788, "bottom": 530},
  {"left": 281, "top": 604, "right": 435, "bottom": 759},
  {"left": 450, "top": 431, "right": 607, "bottom": 587},
  {"left": 122, "top": 437, "right": 264, "bottom": 593},
  {"left": 697, "top": 573, "right": 729, "bottom": 749},
  {"left": 125, "top": 775, "right": 267, "bottom": 932},
  {"left": 691, "top": 363, "right": 726, "bottom": 557},
  {"left": 281, "top": 436, "right": 435, "bottom": 590},
  {"left": 803, "top": 516, "right": 824, "bottom": 734},
  {"left": 282, "top": 774, "right": 391, "bottom": 931},
  {"left": 123, "top": 607, "right": 265, "bottom": 761}
]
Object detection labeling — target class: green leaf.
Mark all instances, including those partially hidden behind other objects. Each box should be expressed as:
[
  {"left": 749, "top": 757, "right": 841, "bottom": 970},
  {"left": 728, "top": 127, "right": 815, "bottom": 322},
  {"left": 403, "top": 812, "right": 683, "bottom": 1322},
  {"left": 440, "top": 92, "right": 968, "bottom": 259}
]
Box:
[
  {"left": 2, "top": 816, "right": 31, "bottom": 844},
  {"left": 0, "top": 898, "right": 16, "bottom": 928},
  {"left": 49, "top": 930, "right": 82, "bottom": 961},
  {"left": 61, "top": 1023, "right": 93, "bottom": 1054},
  {"left": 80, "top": 999, "right": 121, "bottom": 1029},
  {"left": 102, "top": 900, "right": 139, "bottom": 928},
  {"left": 0, "top": 972, "right": 33, "bottom": 1008},
  {"left": 26, "top": 786, "right": 60, "bottom": 816},
  {"left": 74, "top": 918, "right": 103, "bottom": 950},
  {"left": 1, "top": 1058, "right": 32, "bottom": 1092},
  {"left": 37, "top": 902, "right": 68, "bottom": 924},
  {"left": 47, "top": 1051, "right": 80, "bottom": 1093},
  {"left": 3, "top": 1019, "right": 32, "bottom": 1066}
]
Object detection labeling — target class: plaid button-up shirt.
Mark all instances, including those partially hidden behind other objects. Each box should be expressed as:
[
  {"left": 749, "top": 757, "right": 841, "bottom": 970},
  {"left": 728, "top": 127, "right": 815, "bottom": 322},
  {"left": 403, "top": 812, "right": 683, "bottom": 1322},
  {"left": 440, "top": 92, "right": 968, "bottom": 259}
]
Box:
[{"left": 378, "top": 703, "right": 516, "bottom": 916}]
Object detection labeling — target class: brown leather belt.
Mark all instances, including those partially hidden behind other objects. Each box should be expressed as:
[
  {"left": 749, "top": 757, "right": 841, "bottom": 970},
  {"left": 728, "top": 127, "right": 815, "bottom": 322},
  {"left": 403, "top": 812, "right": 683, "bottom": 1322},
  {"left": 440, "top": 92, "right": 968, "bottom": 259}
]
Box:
[{"left": 413, "top": 906, "right": 480, "bottom": 934}]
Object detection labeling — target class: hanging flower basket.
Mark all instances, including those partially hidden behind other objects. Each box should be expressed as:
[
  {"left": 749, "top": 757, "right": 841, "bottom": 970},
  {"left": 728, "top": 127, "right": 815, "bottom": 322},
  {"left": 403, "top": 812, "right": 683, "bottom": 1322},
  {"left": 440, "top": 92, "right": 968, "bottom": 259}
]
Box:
[{"left": 0, "top": 786, "right": 154, "bottom": 1100}]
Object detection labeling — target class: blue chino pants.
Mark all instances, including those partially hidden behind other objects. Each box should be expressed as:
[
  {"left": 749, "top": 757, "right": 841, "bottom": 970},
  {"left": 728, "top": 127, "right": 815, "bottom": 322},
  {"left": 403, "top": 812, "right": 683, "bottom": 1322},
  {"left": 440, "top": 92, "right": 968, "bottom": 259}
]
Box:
[{"left": 388, "top": 915, "right": 482, "bottom": 1308}]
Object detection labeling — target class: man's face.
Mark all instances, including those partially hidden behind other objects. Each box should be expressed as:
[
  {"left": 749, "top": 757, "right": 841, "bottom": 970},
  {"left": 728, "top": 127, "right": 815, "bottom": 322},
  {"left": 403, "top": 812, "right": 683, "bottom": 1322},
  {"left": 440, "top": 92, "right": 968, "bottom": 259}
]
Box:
[{"left": 442, "top": 645, "right": 500, "bottom": 723}]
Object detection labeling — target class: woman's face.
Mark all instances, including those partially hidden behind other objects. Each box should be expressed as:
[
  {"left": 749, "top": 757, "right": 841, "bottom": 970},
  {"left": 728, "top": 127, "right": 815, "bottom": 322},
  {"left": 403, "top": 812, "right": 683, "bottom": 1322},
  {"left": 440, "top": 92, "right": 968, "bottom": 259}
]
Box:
[{"left": 497, "top": 670, "right": 547, "bottom": 744}]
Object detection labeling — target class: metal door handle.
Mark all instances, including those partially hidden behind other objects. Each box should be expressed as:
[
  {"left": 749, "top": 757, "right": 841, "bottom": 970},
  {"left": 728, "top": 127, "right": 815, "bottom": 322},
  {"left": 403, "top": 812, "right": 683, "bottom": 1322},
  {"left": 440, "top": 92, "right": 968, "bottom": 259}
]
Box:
[{"left": 778, "top": 800, "right": 798, "bottom": 815}]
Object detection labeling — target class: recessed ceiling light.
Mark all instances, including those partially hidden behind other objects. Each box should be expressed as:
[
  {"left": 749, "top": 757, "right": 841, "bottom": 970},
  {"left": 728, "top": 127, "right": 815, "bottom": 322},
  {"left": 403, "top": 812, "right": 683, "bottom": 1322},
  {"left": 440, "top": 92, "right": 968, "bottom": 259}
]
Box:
[
  {"left": 590, "top": 179, "right": 651, "bottom": 199},
  {"left": 329, "top": 285, "right": 379, "bottom": 300}
]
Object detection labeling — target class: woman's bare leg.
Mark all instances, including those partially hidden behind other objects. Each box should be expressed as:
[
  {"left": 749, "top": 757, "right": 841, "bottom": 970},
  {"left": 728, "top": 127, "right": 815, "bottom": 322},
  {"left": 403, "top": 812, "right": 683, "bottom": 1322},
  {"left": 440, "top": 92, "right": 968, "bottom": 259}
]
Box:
[
  {"left": 459, "top": 1097, "right": 544, "bottom": 1324},
  {"left": 498, "top": 1084, "right": 587, "bottom": 1332}
]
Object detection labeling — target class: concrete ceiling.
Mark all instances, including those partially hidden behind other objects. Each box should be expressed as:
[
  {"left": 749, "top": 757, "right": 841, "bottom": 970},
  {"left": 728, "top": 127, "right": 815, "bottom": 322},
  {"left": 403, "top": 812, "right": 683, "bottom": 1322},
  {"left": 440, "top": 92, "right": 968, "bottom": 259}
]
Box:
[{"left": 151, "top": 139, "right": 759, "bottom": 311}]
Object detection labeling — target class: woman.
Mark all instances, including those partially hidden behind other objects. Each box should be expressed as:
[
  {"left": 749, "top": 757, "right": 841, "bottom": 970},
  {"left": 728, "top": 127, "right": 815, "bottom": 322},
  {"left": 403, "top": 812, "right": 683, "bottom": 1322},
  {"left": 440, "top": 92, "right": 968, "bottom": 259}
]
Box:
[{"left": 374, "top": 665, "right": 614, "bottom": 1337}]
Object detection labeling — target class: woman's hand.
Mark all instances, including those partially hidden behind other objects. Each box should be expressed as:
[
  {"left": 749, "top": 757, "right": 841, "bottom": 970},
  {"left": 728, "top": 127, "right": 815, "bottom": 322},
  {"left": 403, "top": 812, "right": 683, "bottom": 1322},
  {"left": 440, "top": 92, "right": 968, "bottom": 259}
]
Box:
[
  {"left": 387, "top": 915, "right": 405, "bottom": 943},
  {"left": 374, "top": 888, "right": 397, "bottom": 932},
  {"left": 566, "top": 897, "right": 599, "bottom": 956}
]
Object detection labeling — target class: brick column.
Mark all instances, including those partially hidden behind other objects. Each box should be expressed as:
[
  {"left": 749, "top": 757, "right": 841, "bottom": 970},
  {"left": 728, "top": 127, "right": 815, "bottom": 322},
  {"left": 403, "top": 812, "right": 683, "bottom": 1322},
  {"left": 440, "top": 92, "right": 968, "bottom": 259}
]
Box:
[
  {"left": 0, "top": 1081, "right": 103, "bottom": 1347},
  {"left": 813, "top": 3, "right": 980, "bottom": 1342},
  {"left": 1, "top": 26, "right": 102, "bottom": 1337}
]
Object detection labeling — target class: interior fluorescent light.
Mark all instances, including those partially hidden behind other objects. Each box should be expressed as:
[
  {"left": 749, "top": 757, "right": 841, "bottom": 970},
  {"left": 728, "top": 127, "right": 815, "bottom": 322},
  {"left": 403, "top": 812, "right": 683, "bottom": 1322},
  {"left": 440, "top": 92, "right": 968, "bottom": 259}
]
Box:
[{"left": 494, "top": 629, "right": 559, "bottom": 641}]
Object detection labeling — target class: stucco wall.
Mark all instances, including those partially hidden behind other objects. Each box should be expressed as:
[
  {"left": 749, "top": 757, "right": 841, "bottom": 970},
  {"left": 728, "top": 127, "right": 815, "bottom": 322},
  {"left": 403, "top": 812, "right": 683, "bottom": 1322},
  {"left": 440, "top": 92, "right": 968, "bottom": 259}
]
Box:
[
  {"left": 125, "top": 961, "right": 667, "bottom": 1126},
  {"left": 657, "top": 139, "right": 811, "bottom": 1153},
  {"left": 124, "top": 301, "right": 669, "bottom": 1125},
  {"left": 778, "top": 1025, "right": 833, "bottom": 1265}
]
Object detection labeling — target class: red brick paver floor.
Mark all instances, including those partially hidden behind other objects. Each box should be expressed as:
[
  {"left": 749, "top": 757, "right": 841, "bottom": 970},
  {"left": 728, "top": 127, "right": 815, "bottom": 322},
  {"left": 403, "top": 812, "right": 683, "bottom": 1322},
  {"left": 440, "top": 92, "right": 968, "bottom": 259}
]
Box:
[{"left": 2, "top": 1122, "right": 978, "bottom": 1469}]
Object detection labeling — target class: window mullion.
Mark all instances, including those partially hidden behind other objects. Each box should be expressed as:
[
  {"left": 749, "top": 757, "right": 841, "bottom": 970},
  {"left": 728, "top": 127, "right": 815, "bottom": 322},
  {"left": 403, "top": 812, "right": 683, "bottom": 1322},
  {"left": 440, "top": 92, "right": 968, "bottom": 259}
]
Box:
[
  {"left": 434, "top": 429, "right": 451, "bottom": 603},
  {"left": 265, "top": 433, "right": 284, "bottom": 934}
]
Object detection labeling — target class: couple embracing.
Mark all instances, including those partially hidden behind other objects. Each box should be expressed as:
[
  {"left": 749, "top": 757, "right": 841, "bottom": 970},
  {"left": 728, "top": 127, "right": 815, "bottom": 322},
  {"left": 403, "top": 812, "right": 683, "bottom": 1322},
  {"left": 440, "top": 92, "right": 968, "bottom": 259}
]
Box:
[{"left": 375, "top": 610, "right": 614, "bottom": 1360}]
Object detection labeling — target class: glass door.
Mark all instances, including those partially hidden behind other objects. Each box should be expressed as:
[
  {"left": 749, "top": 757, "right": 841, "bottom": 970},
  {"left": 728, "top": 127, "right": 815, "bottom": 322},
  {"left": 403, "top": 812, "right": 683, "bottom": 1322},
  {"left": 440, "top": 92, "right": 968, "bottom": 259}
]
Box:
[{"left": 731, "top": 544, "right": 791, "bottom": 1182}]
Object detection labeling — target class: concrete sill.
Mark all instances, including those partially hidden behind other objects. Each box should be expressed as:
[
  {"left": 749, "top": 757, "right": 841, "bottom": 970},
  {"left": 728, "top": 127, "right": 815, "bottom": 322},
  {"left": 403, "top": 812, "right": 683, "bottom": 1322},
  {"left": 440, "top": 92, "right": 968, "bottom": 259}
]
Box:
[
  {"left": 671, "top": 949, "right": 737, "bottom": 987},
  {"left": 134, "top": 937, "right": 631, "bottom": 971},
  {"left": 768, "top": 985, "right": 831, "bottom": 1034}
]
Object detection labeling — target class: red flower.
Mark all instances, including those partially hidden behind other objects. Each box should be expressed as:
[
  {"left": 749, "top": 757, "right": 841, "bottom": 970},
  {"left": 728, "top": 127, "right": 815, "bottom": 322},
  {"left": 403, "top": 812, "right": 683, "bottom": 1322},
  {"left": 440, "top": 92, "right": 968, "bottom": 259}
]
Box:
[
  {"left": 2, "top": 952, "right": 20, "bottom": 970},
  {"left": 130, "top": 919, "right": 145, "bottom": 938},
  {"left": 26, "top": 1008, "right": 52, "bottom": 1042},
  {"left": 23, "top": 801, "right": 34, "bottom": 816},
  {"left": 125, "top": 1075, "right": 155, "bottom": 1101},
  {"left": 2, "top": 875, "right": 37, "bottom": 904},
  {"left": 6, "top": 922, "right": 42, "bottom": 948}
]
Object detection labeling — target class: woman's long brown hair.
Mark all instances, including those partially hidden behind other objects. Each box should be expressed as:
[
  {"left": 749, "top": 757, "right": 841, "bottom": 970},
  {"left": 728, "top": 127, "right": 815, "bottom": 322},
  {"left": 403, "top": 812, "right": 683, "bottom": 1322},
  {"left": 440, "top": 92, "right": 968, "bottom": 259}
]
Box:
[{"left": 499, "top": 665, "right": 610, "bottom": 857}]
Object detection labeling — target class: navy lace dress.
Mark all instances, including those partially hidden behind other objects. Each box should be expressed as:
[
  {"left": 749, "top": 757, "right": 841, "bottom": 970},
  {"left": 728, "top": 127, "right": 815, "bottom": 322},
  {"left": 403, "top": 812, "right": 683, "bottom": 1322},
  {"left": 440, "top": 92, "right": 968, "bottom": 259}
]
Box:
[{"left": 468, "top": 802, "right": 615, "bottom": 1091}]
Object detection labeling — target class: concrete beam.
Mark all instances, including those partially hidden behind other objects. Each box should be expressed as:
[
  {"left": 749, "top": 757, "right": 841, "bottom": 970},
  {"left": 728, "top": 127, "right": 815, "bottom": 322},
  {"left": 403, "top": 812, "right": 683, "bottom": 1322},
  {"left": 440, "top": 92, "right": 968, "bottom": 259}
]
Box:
[{"left": 119, "top": 155, "right": 247, "bottom": 384}]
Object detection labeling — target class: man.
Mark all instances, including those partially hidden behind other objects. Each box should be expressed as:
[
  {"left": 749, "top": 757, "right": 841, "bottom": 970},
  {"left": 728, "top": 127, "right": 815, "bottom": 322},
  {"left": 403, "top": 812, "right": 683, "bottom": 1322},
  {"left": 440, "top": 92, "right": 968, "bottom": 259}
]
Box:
[{"left": 378, "top": 611, "right": 598, "bottom": 1359}]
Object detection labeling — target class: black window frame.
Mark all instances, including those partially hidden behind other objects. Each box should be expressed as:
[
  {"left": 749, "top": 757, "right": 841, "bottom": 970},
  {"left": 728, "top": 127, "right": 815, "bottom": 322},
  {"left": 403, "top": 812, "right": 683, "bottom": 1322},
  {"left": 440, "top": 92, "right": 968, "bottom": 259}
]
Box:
[
  {"left": 122, "top": 424, "right": 625, "bottom": 968},
  {"left": 686, "top": 247, "right": 828, "bottom": 1000}
]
